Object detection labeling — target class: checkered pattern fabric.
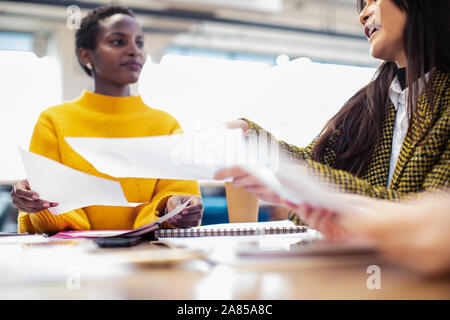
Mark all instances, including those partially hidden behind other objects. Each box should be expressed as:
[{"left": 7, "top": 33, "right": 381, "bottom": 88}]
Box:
[{"left": 243, "top": 70, "right": 449, "bottom": 225}]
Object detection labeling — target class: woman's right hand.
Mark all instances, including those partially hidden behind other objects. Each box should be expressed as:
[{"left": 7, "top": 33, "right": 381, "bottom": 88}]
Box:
[{"left": 11, "top": 179, "right": 58, "bottom": 213}]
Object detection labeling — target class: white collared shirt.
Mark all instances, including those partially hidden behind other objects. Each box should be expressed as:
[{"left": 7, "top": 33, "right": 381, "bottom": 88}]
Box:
[{"left": 387, "top": 72, "right": 429, "bottom": 187}]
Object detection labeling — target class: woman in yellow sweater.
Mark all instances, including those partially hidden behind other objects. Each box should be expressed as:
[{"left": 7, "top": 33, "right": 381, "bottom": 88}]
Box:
[{"left": 11, "top": 5, "right": 203, "bottom": 234}]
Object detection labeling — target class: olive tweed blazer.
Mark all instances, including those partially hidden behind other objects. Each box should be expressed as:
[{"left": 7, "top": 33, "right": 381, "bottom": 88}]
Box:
[{"left": 244, "top": 70, "right": 449, "bottom": 208}]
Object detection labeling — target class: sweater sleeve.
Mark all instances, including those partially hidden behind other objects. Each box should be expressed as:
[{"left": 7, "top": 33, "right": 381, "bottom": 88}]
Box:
[
  {"left": 18, "top": 115, "right": 91, "bottom": 234},
  {"left": 132, "top": 179, "right": 201, "bottom": 229}
]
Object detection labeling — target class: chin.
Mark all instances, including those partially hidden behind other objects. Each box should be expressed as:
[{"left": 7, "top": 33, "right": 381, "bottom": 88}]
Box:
[
  {"left": 369, "top": 38, "right": 402, "bottom": 63},
  {"left": 370, "top": 46, "right": 390, "bottom": 62},
  {"left": 121, "top": 76, "right": 140, "bottom": 85}
]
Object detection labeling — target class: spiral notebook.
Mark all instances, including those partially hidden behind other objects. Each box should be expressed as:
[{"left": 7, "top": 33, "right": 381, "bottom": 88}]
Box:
[{"left": 155, "top": 221, "right": 308, "bottom": 238}]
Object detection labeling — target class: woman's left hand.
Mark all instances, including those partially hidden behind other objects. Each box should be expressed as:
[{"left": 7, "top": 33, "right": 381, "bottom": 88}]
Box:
[
  {"left": 283, "top": 200, "right": 348, "bottom": 240},
  {"left": 214, "top": 166, "right": 282, "bottom": 204},
  {"left": 164, "top": 195, "right": 204, "bottom": 228}
]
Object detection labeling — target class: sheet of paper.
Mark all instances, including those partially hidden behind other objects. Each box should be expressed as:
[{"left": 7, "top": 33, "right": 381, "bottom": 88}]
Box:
[
  {"left": 239, "top": 161, "right": 365, "bottom": 214},
  {"left": 0, "top": 234, "right": 49, "bottom": 244},
  {"left": 20, "top": 148, "right": 140, "bottom": 215},
  {"left": 65, "top": 128, "right": 249, "bottom": 180}
]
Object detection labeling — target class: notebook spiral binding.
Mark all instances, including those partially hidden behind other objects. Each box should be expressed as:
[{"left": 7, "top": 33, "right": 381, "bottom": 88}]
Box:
[{"left": 156, "top": 226, "right": 308, "bottom": 238}]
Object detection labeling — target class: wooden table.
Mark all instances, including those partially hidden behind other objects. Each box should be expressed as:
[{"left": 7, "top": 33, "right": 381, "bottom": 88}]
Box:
[{"left": 0, "top": 235, "right": 449, "bottom": 300}]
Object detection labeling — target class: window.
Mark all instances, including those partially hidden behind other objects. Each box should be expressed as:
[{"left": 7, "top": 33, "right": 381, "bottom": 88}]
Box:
[
  {"left": 0, "top": 49, "right": 61, "bottom": 182},
  {"left": 139, "top": 49, "right": 376, "bottom": 149}
]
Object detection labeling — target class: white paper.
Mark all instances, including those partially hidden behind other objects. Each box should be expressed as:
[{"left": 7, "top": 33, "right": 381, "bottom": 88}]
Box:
[
  {"left": 238, "top": 161, "right": 363, "bottom": 213},
  {"left": 19, "top": 148, "right": 141, "bottom": 215},
  {"left": 0, "top": 234, "right": 49, "bottom": 244},
  {"left": 65, "top": 128, "right": 249, "bottom": 181}
]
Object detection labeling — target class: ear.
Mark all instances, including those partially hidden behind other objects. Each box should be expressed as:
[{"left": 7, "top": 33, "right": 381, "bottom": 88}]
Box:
[{"left": 77, "top": 47, "right": 93, "bottom": 69}]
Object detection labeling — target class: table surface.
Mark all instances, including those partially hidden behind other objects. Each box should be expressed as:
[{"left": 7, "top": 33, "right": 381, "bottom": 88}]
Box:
[{"left": 0, "top": 232, "right": 449, "bottom": 300}]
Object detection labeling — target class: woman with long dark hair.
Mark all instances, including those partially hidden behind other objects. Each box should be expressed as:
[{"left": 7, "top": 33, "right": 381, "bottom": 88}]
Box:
[{"left": 217, "top": 0, "right": 449, "bottom": 232}]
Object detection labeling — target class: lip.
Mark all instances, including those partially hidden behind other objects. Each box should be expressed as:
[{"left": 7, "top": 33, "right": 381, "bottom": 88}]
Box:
[
  {"left": 364, "top": 24, "right": 381, "bottom": 40},
  {"left": 121, "top": 61, "right": 143, "bottom": 70}
]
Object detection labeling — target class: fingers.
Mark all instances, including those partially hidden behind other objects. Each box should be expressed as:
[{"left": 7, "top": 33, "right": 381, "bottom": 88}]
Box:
[
  {"left": 13, "top": 180, "right": 40, "bottom": 201},
  {"left": 308, "top": 207, "right": 331, "bottom": 230},
  {"left": 183, "top": 204, "right": 204, "bottom": 214},
  {"left": 11, "top": 180, "right": 58, "bottom": 213},
  {"left": 12, "top": 197, "right": 58, "bottom": 213},
  {"left": 165, "top": 196, "right": 183, "bottom": 212},
  {"left": 216, "top": 170, "right": 281, "bottom": 203},
  {"left": 292, "top": 203, "right": 344, "bottom": 239},
  {"left": 224, "top": 120, "right": 250, "bottom": 134},
  {"left": 250, "top": 186, "right": 281, "bottom": 201},
  {"left": 169, "top": 210, "right": 203, "bottom": 228},
  {"left": 281, "top": 199, "right": 298, "bottom": 210},
  {"left": 174, "top": 211, "right": 203, "bottom": 222},
  {"left": 214, "top": 166, "right": 248, "bottom": 180},
  {"left": 295, "top": 203, "right": 312, "bottom": 223},
  {"left": 315, "top": 210, "right": 341, "bottom": 240},
  {"left": 188, "top": 196, "right": 202, "bottom": 206},
  {"left": 233, "top": 174, "right": 263, "bottom": 189},
  {"left": 166, "top": 195, "right": 204, "bottom": 228},
  {"left": 167, "top": 195, "right": 203, "bottom": 213}
]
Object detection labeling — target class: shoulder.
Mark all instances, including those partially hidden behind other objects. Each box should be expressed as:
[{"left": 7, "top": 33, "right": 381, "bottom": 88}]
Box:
[
  {"left": 143, "top": 106, "right": 183, "bottom": 133},
  {"left": 36, "top": 100, "right": 77, "bottom": 128},
  {"left": 147, "top": 106, "right": 179, "bottom": 123},
  {"left": 432, "top": 69, "right": 449, "bottom": 95}
]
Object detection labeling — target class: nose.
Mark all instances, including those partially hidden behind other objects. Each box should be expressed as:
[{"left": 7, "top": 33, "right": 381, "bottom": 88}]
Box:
[
  {"left": 126, "top": 42, "right": 140, "bottom": 57},
  {"left": 359, "top": 6, "right": 372, "bottom": 25}
]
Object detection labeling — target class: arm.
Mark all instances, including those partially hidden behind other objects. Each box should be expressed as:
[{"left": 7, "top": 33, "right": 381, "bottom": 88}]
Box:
[
  {"left": 287, "top": 140, "right": 450, "bottom": 226},
  {"left": 17, "top": 115, "right": 91, "bottom": 234},
  {"left": 241, "top": 118, "right": 315, "bottom": 161}
]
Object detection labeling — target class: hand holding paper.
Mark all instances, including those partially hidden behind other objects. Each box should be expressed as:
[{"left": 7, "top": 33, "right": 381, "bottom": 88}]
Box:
[
  {"left": 11, "top": 179, "right": 59, "bottom": 213},
  {"left": 215, "top": 160, "right": 370, "bottom": 215},
  {"left": 19, "top": 148, "right": 141, "bottom": 215},
  {"left": 164, "top": 195, "right": 203, "bottom": 228},
  {"left": 214, "top": 160, "right": 374, "bottom": 240}
]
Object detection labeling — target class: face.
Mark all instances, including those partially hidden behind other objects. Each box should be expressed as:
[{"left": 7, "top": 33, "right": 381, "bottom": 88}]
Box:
[
  {"left": 86, "top": 14, "right": 147, "bottom": 85},
  {"left": 359, "top": 0, "right": 407, "bottom": 66}
]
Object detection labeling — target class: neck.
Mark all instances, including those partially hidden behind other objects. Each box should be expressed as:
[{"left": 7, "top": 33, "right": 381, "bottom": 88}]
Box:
[
  {"left": 395, "top": 52, "right": 407, "bottom": 69},
  {"left": 94, "top": 79, "right": 131, "bottom": 97}
]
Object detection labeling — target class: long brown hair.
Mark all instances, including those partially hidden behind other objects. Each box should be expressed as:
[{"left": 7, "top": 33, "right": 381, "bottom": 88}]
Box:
[{"left": 311, "top": 0, "right": 450, "bottom": 177}]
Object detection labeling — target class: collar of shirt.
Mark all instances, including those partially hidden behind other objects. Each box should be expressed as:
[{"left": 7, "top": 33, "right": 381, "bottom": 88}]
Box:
[{"left": 389, "top": 71, "right": 431, "bottom": 110}]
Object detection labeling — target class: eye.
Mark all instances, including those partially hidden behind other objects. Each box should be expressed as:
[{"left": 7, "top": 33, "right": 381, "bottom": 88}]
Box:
[
  {"left": 136, "top": 40, "right": 144, "bottom": 48},
  {"left": 110, "top": 39, "right": 124, "bottom": 46}
]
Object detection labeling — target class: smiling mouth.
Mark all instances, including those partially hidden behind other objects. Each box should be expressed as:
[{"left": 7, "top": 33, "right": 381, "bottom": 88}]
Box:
[{"left": 365, "top": 24, "right": 382, "bottom": 40}]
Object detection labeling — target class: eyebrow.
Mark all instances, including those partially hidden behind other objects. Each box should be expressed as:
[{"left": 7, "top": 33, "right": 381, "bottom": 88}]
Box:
[{"left": 107, "top": 32, "right": 144, "bottom": 38}]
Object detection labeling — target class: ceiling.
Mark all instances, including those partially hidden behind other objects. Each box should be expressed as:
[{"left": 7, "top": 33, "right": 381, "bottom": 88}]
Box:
[{"left": 0, "top": 0, "right": 377, "bottom": 66}]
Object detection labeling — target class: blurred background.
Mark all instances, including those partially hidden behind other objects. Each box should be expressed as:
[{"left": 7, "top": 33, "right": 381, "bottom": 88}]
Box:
[{"left": 0, "top": 0, "right": 380, "bottom": 231}]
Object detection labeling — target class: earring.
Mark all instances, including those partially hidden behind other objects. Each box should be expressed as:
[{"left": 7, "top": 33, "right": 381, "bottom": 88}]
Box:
[{"left": 86, "top": 62, "right": 93, "bottom": 70}]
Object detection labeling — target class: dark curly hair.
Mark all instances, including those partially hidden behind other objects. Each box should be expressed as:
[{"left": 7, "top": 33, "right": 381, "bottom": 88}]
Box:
[{"left": 75, "top": 5, "right": 135, "bottom": 76}]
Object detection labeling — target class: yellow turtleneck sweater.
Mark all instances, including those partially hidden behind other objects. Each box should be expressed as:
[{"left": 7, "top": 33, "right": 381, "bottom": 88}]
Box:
[{"left": 18, "top": 90, "right": 201, "bottom": 234}]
